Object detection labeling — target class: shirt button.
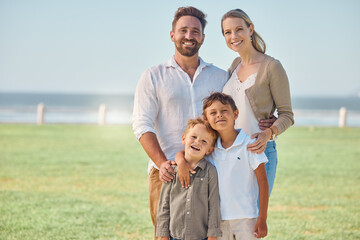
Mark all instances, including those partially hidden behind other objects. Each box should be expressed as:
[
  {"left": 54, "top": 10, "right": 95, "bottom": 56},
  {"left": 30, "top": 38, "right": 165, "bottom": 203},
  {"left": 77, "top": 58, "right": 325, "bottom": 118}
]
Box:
[
  {"left": 187, "top": 212, "right": 190, "bottom": 215},
  {"left": 187, "top": 199, "right": 190, "bottom": 202},
  {"left": 200, "top": 178, "right": 203, "bottom": 181}
]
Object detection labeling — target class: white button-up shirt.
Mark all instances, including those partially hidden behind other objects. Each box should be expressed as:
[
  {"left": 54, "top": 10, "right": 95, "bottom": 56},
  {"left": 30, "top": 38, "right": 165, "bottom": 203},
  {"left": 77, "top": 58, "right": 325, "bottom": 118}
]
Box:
[{"left": 132, "top": 56, "right": 228, "bottom": 172}]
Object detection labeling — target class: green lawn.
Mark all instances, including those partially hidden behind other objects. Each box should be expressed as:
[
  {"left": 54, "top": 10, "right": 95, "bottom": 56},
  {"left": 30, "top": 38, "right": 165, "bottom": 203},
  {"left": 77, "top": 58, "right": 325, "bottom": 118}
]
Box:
[{"left": 0, "top": 125, "right": 359, "bottom": 239}]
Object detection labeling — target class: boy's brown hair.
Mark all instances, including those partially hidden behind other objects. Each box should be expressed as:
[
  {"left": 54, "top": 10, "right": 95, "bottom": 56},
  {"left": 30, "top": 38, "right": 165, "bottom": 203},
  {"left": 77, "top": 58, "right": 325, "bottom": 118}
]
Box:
[
  {"left": 202, "top": 92, "right": 238, "bottom": 119},
  {"left": 184, "top": 117, "right": 218, "bottom": 146},
  {"left": 172, "top": 6, "right": 207, "bottom": 33}
]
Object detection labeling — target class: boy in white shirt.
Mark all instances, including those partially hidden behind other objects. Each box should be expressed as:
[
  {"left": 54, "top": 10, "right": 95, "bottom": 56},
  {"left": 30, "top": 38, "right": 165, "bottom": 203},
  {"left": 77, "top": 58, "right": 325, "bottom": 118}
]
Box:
[
  {"left": 203, "top": 92, "right": 269, "bottom": 239},
  {"left": 177, "top": 92, "right": 269, "bottom": 239}
]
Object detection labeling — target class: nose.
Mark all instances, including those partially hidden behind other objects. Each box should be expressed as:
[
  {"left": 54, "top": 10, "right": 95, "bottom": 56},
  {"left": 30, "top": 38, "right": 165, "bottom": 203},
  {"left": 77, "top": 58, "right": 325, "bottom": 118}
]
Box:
[{"left": 185, "top": 30, "right": 193, "bottom": 40}]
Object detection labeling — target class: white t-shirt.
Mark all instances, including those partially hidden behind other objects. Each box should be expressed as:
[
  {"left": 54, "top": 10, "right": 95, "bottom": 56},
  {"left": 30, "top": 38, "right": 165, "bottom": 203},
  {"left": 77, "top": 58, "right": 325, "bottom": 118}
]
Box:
[
  {"left": 207, "top": 129, "right": 268, "bottom": 220},
  {"left": 223, "top": 68, "right": 261, "bottom": 136}
]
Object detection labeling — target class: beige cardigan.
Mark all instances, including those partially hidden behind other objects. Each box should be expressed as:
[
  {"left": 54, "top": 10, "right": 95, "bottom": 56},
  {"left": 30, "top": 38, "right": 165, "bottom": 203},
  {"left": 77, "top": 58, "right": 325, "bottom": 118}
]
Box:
[{"left": 228, "top": 55, "right": 294, "bottom": 135}]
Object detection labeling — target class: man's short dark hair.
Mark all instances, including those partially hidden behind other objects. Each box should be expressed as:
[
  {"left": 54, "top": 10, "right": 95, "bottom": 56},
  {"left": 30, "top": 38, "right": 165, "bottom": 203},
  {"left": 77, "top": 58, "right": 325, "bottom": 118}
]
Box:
[{"left": 172, "top": 6, "right": 207, "bottom": 33}]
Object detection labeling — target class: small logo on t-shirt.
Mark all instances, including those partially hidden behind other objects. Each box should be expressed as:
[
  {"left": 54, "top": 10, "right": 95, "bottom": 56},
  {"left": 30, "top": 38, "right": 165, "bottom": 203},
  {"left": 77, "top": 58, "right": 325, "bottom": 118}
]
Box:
[{"left": 237, "top": 157, "right": 241, "bottom": 160}]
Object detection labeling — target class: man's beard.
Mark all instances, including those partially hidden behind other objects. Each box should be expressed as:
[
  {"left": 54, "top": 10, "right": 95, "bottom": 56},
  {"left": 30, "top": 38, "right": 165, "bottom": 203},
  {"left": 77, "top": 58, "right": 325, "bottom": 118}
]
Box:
[{"left": 174, "top": 38, "right": 202, "bottom": 57}]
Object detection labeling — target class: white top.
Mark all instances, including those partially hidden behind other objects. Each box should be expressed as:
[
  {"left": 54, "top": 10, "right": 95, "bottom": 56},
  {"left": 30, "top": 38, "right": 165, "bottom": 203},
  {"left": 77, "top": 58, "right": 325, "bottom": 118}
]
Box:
[
  {"left": 132, "top": 56, "right": 228, "bottom": 173},
  {"left": 223, "top": 68, "right": 261, "bottom": 136},
  {"left": 207, "top": 129, "right": 268, "bottom": 220}
]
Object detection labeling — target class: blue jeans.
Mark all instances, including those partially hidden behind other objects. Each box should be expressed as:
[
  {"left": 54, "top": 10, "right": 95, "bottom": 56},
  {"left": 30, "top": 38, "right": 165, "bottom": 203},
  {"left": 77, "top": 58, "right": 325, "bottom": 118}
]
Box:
[
  {"left": 264, "top": 141, "right": 278, "bottom": 196},
  {"left": 170, "top": 237, "right": 207, "bottom": 240}
]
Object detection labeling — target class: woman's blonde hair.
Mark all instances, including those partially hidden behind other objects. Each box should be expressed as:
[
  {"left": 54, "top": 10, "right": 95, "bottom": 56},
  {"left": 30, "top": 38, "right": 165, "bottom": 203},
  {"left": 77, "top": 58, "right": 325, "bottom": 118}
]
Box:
[{"left": 221, "top": 9, "right": 266, "bottom": 53}]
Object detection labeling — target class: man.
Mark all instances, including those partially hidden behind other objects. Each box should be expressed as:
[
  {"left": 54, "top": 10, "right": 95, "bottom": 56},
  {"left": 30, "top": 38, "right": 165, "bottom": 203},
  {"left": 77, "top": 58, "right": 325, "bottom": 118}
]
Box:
[{"left": 132, "top": 6, "right": 228, "bottom": 238}]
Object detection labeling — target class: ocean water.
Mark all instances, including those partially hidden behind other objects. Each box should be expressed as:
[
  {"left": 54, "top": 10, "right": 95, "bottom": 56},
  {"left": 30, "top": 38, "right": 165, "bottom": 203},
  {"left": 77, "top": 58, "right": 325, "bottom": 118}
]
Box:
[{"left": 0, "top": 93, "right": 359, "bottom": 127}]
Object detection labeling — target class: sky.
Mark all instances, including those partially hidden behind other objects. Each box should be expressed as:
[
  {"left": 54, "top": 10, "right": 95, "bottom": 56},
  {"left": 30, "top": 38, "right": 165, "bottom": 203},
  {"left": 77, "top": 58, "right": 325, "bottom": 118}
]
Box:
[{"left": 0, "top": 0, "right": 360, "bottom": 97}]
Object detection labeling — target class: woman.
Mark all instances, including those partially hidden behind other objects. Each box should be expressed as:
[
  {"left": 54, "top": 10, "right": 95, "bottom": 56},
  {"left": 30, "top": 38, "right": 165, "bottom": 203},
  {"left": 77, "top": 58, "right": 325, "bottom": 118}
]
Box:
[{"left": 221, "top": 9, "right": 294, "bottom": 196}]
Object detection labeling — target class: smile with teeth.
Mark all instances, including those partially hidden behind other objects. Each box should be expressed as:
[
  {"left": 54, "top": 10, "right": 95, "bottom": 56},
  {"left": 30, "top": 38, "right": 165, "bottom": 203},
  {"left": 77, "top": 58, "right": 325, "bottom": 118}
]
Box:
[
  {"left": 183, "top": 41, "right": 195, "bottom": 46},
  {"left": 191, "top": 145, "right": 200, "bottom": 151},
  {"left": 232, "top": 40, "right": 243, "bottom": 46}
]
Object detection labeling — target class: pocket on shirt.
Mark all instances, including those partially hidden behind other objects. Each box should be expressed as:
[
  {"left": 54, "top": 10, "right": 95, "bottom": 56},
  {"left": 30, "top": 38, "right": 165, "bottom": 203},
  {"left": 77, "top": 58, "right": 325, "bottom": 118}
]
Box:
[{"left": 193, "top": 176, "right": 208, "bottom": 193}]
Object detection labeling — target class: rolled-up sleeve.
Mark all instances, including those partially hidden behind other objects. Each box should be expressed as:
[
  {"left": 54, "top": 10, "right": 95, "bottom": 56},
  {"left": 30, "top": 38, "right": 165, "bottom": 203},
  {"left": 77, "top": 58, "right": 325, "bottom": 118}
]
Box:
[{"left": 132, "top": 69, "right": 159, "bottom": 140}]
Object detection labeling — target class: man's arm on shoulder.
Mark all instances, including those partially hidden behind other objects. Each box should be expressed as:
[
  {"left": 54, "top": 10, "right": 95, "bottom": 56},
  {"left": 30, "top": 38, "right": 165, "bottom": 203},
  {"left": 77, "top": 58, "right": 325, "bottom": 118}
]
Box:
[
  {"left": 139, "top": 132, "right": 175, "bottom": 182},
  {"left": 132, "top": 69, "right": 175, "bottom": 182}
]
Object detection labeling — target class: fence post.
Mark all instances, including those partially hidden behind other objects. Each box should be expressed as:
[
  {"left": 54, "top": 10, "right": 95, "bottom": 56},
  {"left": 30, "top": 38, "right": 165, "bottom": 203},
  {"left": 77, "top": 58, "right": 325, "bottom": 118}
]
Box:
[
  {"left": 37, "top": 103, "right": 45, "bottom": 125},
  {"left": 99, "top": 104, "right": 106, "bottom": 126},
  {"left": 338, "top": 107, "right": 347, "bottom": 128}
]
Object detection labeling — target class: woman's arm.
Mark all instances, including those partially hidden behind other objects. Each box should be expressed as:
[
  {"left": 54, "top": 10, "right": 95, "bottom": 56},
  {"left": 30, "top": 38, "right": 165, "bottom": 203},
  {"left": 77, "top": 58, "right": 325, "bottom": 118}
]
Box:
[{"left": 268, "top": 59, "right": 294, "bottom": 135}]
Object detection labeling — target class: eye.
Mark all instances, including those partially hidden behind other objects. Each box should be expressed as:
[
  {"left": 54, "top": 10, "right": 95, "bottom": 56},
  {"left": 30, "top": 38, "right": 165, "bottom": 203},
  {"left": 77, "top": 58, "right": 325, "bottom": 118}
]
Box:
[
  {"left": 224, "top": 31, "right": 230, "bottom": 35},
  {"left": 210, "top": 112, "right": 216, "bottom": 115},
  {"left": 192, "top": 136, "right": 196, "bottom": 139},
  {"left": 202, "top": 140, "right": 207, "bottom": 144},
  {"left": 237, "top": 27, "right": 243, "bottom": 32}
]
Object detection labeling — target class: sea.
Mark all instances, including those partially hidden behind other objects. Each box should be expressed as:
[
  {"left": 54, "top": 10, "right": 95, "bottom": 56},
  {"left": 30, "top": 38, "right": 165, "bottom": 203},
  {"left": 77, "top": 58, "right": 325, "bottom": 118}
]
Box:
[{"left": 0, "top": 93, "right": 360, "bottom": 127}]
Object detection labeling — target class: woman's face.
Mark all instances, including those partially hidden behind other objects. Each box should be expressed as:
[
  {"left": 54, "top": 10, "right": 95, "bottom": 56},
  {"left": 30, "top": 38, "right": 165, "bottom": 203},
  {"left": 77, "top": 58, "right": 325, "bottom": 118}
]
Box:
[{"left": 222, "top": 17, "right": 253, "bottom": 53}]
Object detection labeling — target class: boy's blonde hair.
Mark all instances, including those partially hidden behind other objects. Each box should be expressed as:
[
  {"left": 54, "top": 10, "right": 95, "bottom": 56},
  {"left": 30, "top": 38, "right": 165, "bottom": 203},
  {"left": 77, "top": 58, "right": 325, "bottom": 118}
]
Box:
[
  {"left": 202, "top": 92, "right": 238, "bottom": 119},
  {"left": 184, "top": 117, "right": 218, "bottom": 146}
]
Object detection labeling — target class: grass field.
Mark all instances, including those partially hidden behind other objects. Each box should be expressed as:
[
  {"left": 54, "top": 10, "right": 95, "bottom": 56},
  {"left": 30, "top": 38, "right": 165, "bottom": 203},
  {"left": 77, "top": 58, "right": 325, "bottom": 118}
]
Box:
[{"left": 0, "top": 124, "right": 359, "bottom": 240}]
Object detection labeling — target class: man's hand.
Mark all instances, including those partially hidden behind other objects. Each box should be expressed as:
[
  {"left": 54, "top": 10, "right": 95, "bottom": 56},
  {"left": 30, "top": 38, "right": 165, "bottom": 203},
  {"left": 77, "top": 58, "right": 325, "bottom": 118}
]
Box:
[
  {"left": 159, "top": 160, "right": 176, "bottom": 183},
  {"left": 248, "top": 129, "right": 272, "bottom": 154},
  {"left": 253, "top": 218, "right": 267, "bottom": 238},
  {"left": 258, "top": 114, "right": 277, "bottom": 130},
  {"left": 175, "top": 151, "right": 195, "bottom": 188}
]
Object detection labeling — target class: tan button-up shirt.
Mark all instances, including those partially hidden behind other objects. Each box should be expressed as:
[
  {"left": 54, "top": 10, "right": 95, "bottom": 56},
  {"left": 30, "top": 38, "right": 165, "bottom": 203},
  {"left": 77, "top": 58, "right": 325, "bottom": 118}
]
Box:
[{"left": 156, "top": 159, "right": 222, "bottom": 240}]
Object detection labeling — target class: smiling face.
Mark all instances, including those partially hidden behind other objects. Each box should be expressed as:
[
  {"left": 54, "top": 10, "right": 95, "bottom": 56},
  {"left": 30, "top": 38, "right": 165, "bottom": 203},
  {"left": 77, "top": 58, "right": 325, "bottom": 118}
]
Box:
[
  {"left": 204, "top": 100, "right": 239, "bottom": 132},
  {"left": 222, "top": 17, "right": 253, "bottom": 53},
  {"left": 182, "top": 123, "right": 215, "bottom": 162},
  {"left": 171, "top": 15, "right": 205, "bottom": 57}
]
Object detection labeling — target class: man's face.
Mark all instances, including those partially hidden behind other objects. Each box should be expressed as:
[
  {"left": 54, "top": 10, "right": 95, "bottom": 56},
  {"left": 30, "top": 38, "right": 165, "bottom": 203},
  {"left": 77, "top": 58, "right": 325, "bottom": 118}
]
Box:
[{"left": 171, "top": 16, "right": 205, "bottom": 57}]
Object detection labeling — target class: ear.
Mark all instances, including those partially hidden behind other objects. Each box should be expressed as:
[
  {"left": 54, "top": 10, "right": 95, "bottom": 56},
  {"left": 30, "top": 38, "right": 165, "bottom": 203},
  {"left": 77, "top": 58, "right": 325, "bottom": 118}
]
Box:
[
  {"left": 249, "top": 23, "right": 254, "bottom": 37},
  {"left": 181, "top": 134, "right": 186, "bottom": 144},
  {"left": 170, "top": 30, "right": 175, "bottom": 42},
  {"left": 234, "top": 109, "right": 239, "bottom": 120},
  {"left": 205, "top": 146, "right": 214, "bottom": 156},
  {"left": 202, "top": 112, "right": 207, "bottom": 121}
]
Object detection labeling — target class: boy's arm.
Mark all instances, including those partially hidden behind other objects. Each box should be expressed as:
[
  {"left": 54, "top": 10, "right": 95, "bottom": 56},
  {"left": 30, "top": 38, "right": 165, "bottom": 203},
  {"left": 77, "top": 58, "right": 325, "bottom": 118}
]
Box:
[
  {"left": 254, "top": 163, "right": 269, "bottom": 238},
  {"left": 174, "top": 151, "right": 195, "bottom": 188},
  {"left": 156, "top": 181, "right": 172, "bottom": 238},
  {"left": 207, "top": 166, "right": 222, "bottom": 239}
]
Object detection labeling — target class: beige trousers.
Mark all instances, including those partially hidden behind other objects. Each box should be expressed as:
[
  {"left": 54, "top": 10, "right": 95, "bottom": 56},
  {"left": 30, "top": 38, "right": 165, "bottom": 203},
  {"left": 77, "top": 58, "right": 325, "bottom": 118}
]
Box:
[
  {"left": 219, "top": 218, "right": 258, "bottom": 240},
  {"left": 148, "top": 168, "right": 162, "bottom": 240}
]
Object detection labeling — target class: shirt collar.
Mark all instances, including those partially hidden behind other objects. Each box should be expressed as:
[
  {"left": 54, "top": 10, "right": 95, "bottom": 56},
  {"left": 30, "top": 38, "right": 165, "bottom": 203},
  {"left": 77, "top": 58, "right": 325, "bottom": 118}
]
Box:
[
  {"left": 194, "top": 158, "right": 207, "bottom": 170},
  {"left": 215, "top": 129, "right": 247, "bottom": 150},
  {"left": 165, "top": 55, "right": 212, "bottom": 70}
]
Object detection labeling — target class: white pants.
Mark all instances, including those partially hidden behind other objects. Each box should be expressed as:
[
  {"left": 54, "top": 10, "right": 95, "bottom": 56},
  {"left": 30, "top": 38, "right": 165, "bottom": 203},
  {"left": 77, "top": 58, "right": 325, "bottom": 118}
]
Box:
[{"left": 218, "top": 218, "right": 258, "bottom": 240}]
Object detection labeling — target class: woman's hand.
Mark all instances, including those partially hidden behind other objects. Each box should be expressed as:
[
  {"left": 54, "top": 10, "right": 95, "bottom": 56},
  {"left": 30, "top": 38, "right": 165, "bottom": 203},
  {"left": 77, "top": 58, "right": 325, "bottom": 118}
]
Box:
[
  {"left": 247, "top": 128, "right": 272, "bottom": 154},
  {"left": 258, "top": 114, "right": 277, "bottom": 130},
  {"left": 175, "top": 151, "right": 195, "bottom": 188}
]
